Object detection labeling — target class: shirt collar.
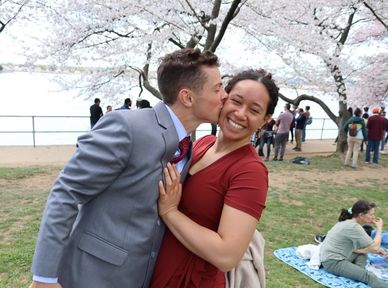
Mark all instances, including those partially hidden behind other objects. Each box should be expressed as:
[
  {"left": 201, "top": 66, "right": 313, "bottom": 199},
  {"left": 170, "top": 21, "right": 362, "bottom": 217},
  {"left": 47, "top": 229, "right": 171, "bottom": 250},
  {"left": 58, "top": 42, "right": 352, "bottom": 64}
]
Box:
[{"left": 164, "top": 104, "right": 190, "bottom": 141}]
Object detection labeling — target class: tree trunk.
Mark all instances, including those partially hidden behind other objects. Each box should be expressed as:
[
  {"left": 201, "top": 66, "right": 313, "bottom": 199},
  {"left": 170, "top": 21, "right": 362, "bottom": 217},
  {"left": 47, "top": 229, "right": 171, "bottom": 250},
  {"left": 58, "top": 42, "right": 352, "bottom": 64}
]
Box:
[{"left": 336, "top": 101, "right": 350, "bottom": 153}]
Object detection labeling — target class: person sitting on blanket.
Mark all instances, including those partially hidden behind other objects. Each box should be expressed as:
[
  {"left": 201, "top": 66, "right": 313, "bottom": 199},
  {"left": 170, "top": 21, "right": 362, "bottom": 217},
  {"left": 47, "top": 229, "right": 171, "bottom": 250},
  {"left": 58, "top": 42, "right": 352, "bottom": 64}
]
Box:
[{"left": 320, "top": 199, "right": 388, "bottom": 288}]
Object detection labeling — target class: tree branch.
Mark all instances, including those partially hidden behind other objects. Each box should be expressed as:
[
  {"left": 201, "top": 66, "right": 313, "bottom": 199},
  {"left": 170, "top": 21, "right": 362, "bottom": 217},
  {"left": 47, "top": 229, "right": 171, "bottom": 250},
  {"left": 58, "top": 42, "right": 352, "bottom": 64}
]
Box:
[
  {"left": 363, "top": 1, "right": 388, "bottom": 30},
  {"left": 184, "top": 0, "right": 208, "bottom": 30},
  {"left": 141, "top": 43, "right": 161, "bottom": 99},
  {"left": 0, "top": 0, "right": 27, "bottom": 34},
  {"left": 204, "top": 0, "right": 221, "bottom": 50},
  {"left": 210, "top": 0, "right": 245, "bottom": 52},
  {"left": 279, "top": 92, "right": 338, "bottom": 125}
]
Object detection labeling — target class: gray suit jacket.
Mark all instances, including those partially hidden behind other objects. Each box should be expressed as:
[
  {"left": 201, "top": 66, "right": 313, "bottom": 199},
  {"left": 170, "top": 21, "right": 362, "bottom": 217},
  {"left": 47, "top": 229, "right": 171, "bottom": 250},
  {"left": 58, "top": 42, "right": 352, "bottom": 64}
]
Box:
[{"left": 31, "top": 102, "right": 190, "bottom": 288}]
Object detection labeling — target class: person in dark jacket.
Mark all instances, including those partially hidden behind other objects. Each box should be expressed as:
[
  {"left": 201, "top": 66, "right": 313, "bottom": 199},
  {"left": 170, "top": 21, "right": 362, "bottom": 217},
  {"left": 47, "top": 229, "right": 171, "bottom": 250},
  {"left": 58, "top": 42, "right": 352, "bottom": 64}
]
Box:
[
  {"left": 89, "top": 98, "right": 103, "bottom": 129},
  {"left": 293, "top": 108, "right": 306, "bottom": 151}
]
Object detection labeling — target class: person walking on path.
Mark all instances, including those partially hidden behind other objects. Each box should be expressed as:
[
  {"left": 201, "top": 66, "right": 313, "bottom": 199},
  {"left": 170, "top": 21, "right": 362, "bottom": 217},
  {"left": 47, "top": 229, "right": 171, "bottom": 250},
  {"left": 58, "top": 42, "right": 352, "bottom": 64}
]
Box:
[
  {"left": 29, "top": 48, "right": 226, "bottom": 288},
  {"left": 343, "top": 108, "right": 367, "bottom": 168},
  {"left": 273, "top": 103, "right": 294, "bottom": 161},
  {"left": 365, "top": 107, "right": 385, "bottom": 166},
  {"left": 89, "top": 98, "right": 103, "bottom": 128}
]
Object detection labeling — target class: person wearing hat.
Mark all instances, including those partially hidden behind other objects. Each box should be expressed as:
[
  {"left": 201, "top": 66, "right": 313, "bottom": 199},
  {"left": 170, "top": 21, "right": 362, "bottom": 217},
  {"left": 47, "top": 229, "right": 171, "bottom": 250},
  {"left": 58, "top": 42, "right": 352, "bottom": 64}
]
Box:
[{"left": 365, "top": 107, "right": 385, "bottom": 166}]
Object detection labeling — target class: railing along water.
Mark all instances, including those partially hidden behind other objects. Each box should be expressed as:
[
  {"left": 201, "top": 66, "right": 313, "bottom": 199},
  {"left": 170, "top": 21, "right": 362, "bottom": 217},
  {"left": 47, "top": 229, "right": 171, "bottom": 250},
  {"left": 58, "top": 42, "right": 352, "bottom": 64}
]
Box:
[{"left": 0, "top": 115, "right": 338, "bottom": 147}]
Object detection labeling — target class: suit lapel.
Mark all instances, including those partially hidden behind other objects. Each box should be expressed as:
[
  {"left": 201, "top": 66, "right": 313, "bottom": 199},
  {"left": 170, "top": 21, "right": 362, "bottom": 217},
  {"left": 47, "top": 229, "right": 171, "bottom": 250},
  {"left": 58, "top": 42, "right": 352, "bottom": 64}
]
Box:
[{"left": 154, "top": 102, "right": 179, "bottom": 166}]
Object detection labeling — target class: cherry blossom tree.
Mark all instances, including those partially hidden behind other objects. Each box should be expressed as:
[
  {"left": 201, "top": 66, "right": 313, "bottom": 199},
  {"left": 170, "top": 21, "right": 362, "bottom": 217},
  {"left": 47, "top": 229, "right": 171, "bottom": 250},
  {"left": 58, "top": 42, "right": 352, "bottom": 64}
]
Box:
[
  {"left": 237, "top": 0, "right": 387, "bottom": 151},
  {"left": 4, "top": 0, "right": 387, "bottom": 149}
]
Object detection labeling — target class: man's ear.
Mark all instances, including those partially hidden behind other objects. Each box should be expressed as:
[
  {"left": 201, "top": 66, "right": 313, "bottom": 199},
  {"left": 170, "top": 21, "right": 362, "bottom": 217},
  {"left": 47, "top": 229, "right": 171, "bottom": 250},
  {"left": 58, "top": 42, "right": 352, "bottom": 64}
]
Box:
[{"left": 178, "top": 88, "right": 193, "bottom": 107}]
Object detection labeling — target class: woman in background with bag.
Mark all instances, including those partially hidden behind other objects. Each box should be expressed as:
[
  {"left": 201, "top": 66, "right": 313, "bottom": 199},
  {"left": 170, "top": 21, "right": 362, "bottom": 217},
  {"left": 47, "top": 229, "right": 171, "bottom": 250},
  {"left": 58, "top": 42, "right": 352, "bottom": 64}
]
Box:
[{"left": 343, "top": 107, "right": 367, "bottom": 169}]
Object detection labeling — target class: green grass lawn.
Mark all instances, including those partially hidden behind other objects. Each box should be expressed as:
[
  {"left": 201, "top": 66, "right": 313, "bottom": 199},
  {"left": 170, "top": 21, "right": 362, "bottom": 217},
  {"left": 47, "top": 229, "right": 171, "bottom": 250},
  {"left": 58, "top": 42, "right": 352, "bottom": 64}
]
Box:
[{"left": 0, "top": 155, "right": 387, "bottom": 287}]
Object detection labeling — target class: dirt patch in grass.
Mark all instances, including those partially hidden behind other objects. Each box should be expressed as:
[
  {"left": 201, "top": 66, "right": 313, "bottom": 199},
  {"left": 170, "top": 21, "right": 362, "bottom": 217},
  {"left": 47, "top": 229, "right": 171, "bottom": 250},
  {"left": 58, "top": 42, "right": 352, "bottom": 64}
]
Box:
[
  {"left": 22, "top": 171, "right": 59, "bottom": 191},
  {"left": 270, "top": 164, "right": 388, "bottom": 190}
]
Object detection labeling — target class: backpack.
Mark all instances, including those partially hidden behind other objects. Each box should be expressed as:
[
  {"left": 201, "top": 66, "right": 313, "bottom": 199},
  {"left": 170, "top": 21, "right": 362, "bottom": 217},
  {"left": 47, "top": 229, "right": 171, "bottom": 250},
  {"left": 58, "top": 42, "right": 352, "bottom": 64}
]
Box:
[
  {"left": 291, "top": 156, "right": 310, "bottom": 165},
  {"left": 348, "top": 122, "right": 358, "bottom": 137},
  {"left": 306, "top": 117, "right": 312, "bottom": 125}
]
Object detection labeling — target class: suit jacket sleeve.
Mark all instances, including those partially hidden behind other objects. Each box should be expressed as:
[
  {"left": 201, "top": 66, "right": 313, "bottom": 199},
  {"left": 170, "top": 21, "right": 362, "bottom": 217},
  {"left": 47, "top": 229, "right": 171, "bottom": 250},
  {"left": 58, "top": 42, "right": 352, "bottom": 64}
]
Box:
[{"left": 32, "top": 111, "right": 133, "bottom": 277}]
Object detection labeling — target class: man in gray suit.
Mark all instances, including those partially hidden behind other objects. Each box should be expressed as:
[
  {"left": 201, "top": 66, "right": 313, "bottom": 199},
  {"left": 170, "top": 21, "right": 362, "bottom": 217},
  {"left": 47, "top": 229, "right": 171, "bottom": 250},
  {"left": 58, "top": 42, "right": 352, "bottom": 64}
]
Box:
[{"left": 29, "top": 48, "right": 226, "bottom": 288}]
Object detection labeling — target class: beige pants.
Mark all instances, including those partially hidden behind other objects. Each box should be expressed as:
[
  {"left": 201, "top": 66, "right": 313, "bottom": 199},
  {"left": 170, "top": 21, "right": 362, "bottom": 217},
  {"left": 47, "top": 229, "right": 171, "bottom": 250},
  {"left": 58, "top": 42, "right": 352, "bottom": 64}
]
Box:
[
  {"left": 295, "top": 129, "right": 302, "bottom": 149},
  {"left": 344, "top": 137, "right": 362, "bottom": 167}
]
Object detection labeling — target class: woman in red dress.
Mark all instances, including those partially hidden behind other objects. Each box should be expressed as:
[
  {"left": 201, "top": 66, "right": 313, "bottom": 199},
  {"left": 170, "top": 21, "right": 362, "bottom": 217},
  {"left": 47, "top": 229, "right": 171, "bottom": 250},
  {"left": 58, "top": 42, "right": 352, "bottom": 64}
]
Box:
[{"left": 151, "top": 69, "right": 279, "bottom": 287}]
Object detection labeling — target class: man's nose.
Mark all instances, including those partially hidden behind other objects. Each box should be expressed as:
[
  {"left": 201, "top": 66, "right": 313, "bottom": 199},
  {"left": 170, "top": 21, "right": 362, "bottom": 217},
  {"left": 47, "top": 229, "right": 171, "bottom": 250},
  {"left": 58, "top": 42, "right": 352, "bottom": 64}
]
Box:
[{"left": 221, "top": 90, "right": 228, "bottom": 102}]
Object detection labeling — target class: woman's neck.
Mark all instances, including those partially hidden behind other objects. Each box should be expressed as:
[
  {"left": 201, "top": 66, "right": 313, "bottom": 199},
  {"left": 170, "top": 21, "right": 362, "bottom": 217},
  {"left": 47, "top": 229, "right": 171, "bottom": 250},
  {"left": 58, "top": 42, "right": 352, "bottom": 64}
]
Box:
[{"left": 213, "top": 132, "right": 250, "bottom": 154}]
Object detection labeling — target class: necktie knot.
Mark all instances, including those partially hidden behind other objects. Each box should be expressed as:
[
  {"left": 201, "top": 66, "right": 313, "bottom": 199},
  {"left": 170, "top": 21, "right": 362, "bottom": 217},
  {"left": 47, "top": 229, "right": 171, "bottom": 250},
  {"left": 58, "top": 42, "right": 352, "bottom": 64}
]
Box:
[{"left": 171, "top": 136, "right": 191, "bottom": 164}]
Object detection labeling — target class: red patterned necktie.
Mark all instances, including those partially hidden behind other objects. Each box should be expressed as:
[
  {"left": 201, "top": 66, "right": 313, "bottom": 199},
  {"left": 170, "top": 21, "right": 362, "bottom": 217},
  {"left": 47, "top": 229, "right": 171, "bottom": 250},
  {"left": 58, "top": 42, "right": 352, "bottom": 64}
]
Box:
[{"left": 170, "top": 136, "right": 191, "bottom": 164}]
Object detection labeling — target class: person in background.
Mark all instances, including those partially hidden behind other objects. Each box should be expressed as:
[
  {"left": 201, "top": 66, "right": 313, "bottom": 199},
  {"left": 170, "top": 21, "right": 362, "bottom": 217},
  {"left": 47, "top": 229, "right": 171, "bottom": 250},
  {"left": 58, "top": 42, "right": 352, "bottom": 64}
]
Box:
[
  {"left": 89, "top": 98, "right": 103, "bottom": 129},
  {"left": 293, "top": 108, "right": 306, "bottom": 152},
  {"left": 343, "top": 108, "right": 367, "bottom": 169},
  {"left": 381, "top": 111, "right": 387, "bottom": 154},
  {"left": 138, "top": 99, "right": 152, "bottom": 109},
  {"left": 320, "top": 200, "right": 387, "bottom": 288},
  {"left": 29, "top": 48, "right": 226, "bottom": 288},
  {"left": 259, "top": 117, "right": 276, "bottom": 161},
  {"left": 273, "top": 103, "right": 294, "bottom": 161},
  {"left": 151, "top": 68, "right": 279, "bottom": 287},
  {"left": 289, "top": 104, "right": 297, "bottom": 144},
  {"left": 302, "top": 105, "right": 311, "bottom": 142},
  {"left": 106, "top": 105, "right": 113, "bottom": 113},
  {"left": 119, "top": 98, "right": 132, "bottom": 110},
  {"left": 360, "top": 112, "right": 369, "bottom": 152},
  {"left": 365, "top": 107, "right": 385, "bottom": 166}
]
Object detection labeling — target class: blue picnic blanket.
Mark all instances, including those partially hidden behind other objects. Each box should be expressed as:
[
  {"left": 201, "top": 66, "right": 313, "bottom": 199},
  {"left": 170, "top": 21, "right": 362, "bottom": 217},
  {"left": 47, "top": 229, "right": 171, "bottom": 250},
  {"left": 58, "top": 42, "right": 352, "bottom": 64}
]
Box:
[{"left": 274, "top": 247, "right": 388, "bottom": 288}]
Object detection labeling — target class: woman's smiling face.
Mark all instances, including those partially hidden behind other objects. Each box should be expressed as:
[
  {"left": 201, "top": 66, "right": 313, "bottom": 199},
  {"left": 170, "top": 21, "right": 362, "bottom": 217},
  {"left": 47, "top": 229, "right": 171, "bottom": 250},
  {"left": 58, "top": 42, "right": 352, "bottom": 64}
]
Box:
[{"left": 218, "top": 79, "right": 270, "bottom": 143}]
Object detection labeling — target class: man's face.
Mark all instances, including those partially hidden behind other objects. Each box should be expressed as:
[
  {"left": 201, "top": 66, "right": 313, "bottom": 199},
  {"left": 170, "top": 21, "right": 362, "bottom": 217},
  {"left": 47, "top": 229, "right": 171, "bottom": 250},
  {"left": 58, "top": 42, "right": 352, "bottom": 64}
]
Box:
[{"left": 190, "top": 66, "right": 226, "bottom": 124}]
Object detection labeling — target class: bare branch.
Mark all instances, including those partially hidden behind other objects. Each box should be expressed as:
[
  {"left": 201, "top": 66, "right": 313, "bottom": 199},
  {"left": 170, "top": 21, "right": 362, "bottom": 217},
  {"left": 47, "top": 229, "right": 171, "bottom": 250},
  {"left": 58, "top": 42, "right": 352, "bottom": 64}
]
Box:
[
  {"left": 0, "top": 0, "right": 28, "bottom": 34},
  {"left": 363, "top": 1, "right": 388, "bottom": 30},
  {"left": 210, "top": 0, "right": 245, "bottom": 52},
  {"left": 141, "top": 43, "right": 161, "bottom": 99},
  {"left": 279, "top": 92, "right": 338, "bottom": 124}
]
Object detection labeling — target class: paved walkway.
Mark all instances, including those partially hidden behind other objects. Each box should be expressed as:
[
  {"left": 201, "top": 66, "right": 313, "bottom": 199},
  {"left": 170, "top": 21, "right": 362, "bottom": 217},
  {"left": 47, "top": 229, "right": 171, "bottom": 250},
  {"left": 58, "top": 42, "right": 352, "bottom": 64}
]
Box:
[{"left": 0, "top": 139, "right": 337, "bottom": 167}]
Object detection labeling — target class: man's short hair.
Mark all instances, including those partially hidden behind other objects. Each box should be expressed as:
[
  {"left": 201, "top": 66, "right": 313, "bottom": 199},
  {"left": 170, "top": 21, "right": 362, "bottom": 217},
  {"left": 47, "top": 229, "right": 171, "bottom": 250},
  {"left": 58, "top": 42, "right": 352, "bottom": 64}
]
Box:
[
  {"left": 157, "top": 48, "right": 219, "bottom": 105},
  {"left": 94, "top": 98, "right": 101, "bottom": 104},
  {"left": 124, "top": 98, "right": 132, "bottom": 106}
]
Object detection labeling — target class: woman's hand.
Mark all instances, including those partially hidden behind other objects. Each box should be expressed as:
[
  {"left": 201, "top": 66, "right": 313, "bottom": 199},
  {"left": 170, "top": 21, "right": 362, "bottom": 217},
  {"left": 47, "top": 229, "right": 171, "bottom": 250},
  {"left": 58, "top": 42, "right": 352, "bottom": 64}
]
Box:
[
  {"left": 158, "top": 163, "right": 182, "bottom": 217},
  {"left": 373, "top": 217, "right": 383, "bottom": 230},
  {"left": 376, "top": 248, "right": 387, "bottom": 256}
]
